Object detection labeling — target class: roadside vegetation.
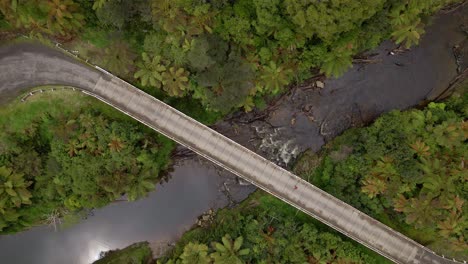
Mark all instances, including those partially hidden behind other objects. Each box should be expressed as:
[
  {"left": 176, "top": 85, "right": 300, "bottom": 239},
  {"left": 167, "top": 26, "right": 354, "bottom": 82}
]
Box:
[
  {"left": 0, "top": 0, "right": 462, "bottom": 115},
  {"left": 158, "top": 191, "right": 389, "bottom": 264},
  {"left": 0, "top": 88, "right": 174, "bottom": 233}
]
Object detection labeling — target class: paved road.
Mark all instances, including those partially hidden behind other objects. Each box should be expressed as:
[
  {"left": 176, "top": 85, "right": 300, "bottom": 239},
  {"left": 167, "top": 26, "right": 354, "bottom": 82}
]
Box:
[{"left": 0, "top": 43, "right": 462, "bottom": 264}]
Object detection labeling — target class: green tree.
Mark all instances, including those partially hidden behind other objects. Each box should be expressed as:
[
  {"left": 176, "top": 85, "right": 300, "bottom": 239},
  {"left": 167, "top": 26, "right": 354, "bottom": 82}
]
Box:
[
  {"left": 92, "top": 0, "right": 108, "bottom": 10},
  {"left": 108, "top": 135, "right": 125, "bottom": 152},
  {"left": 97, "top": 170, "right": 133, "bottom": 200},
  {"left": 187, "top": 36, "right": 216, "bottom": 72},
  {"left": 0, "top": 166, "right": 32, "bottom": 210},
  {"left": 134, "top": 53, "right": 166, "bottom": 88},
  {"left": 210, "top": 234, "right": 250, "bottom": 264},
  {"left": 102, "top": 40, "right": 136, "bottom": 77},
  {"left": 46, "top": 0, "right": 84, "bottom": 36},
  {"left": 95, "top": 0, "right": 132, "bottom": 29},
  {"left": 194, "top": 56, "right": 254, "bottom": 113},
  {"left": 391, "top": 19, "right": 424, "bottom": 49},
  {"left": 258, "top": 61, "right": 292, "bottom": 95},
  {"left": 402, "top": 196, "right": 442, "bottom": 229},
  {"left": 0, "top": 0, "right": 48, "bottom": 30},
  {"left": 161, "top": 67, "right": 189, "bottom": 97},
  {"left": 127, "top": 172, "right": 156, "bottom": 201},
  {"left": 180, "top": 242, "right": 210, "bottom": 264},
  {"left": 320, "top": 46, "right": 353, "bottom": 78}
]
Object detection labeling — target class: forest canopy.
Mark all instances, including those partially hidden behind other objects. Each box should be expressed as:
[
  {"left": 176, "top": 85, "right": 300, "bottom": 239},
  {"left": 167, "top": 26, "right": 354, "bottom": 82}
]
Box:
[
  {"left": 0, "top": 90, "right": 174, "bottom": 233},
  {"left": 294, "top": 88, "right": 468, "bottom": 259},
  {"left": 0, "top": 0, "right": 461, "bottom": 114},
  {"left": 95, "top": 192, "right": 387, "bottom": 264}
]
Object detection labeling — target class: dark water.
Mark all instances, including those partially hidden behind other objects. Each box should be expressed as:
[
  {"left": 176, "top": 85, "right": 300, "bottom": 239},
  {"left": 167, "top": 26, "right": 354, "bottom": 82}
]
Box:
[{"left": 0, "top": 6, "right": 466, "bottom": 264}]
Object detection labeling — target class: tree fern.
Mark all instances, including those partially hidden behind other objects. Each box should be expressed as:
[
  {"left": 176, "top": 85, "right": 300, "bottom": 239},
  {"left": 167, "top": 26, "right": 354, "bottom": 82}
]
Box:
[
  {"left": 320, "top": 47, "right": 353, "bottom": 78},
  {"left": 134, "top": 52, "right": 166, "bottom": 88},
  {"left": 162, "top": 67, "right": 189, "bottom": 97}
]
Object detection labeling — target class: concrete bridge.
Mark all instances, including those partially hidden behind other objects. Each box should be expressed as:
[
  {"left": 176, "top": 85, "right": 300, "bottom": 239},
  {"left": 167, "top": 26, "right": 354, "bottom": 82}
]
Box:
[{"left": 0, "top": 43, "right": 462, "bottom": 264}]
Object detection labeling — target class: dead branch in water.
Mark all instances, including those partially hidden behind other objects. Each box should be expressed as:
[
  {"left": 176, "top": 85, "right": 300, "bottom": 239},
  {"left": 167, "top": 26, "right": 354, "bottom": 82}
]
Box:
[
  {"left": 441, "top": 0, "right": 468, "bottom": 14},
  {"left": 430, "top": 68, "right": 467, "bottom": 102},
  {"left": 171, "top": 147, "right": 195, "bottom": 159},
  {"left": 353, "top": 58, "right": 382, "bottom": 64}
]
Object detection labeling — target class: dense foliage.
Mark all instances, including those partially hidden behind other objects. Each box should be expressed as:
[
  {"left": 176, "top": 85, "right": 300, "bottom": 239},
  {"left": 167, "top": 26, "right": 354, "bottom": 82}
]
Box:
[
  {"left": 94, "top": 242, "right": 153, "bottom": 264},
  {"left": 294, "top": 89, "right": 468, "bottom": 258},
  {"left": 154, "top": 192, "right": 386, "bottom": 264},
  {"left": 0, "top": 90, "right": 174, "bottom": 233},
  {"left": 1, "top": 0, "right": 460, "bottom": 114},
  {"left": 96, "top": 192, "right": 386, "bottom": 264}
]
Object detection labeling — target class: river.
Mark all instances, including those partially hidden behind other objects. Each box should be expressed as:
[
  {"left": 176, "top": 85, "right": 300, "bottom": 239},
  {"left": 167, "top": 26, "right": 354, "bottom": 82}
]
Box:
[{"left": 0, "top": 5, "right": 466, "bottom": 264}]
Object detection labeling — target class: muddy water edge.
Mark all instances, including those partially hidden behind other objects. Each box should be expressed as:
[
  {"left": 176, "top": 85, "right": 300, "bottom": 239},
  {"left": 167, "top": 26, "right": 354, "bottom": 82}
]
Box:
[{"left": 0, "top": 6, "right": 466, "bottom": 264}]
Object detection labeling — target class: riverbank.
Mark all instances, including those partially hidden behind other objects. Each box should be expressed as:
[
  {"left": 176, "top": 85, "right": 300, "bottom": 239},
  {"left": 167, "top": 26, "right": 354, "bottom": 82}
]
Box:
[
  {"left": 0, "top": 4, "right": 466, "bottom": 264},
  {"left": 214, "top": 4, "right": 467, "bottom": 168}
]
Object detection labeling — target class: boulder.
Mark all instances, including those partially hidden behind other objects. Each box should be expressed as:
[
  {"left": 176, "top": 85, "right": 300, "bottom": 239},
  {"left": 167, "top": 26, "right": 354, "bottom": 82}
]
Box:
[{"left": 315, "top": 81, "right": 325, "bottom": 89}]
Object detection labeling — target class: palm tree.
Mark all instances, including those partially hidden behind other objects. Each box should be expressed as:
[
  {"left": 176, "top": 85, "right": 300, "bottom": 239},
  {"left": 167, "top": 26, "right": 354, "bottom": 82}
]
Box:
[
  {"left": 97, "top": 171, "right": 132, "bottom": 200},
  {"left": 180, "top": 242, "right": 210, "bottom": 264},
  {"left": 361, "top": 176, "right": 386, "bottom": 199},
  {"left": 258, "top": 61, "right": 292, "bottom": 95},
  {"left": 449, "top": 236, "right": 468, "bottom": 252},
  {"left": 210, "top": 234, "right": 250, "bottom": 264},
  {"left": 127, "top": 173, "right": 156, "bottom": 201},
  {"left": 78, "top": 113, "right": 95, "bottom": 130},
  {"left": 437, "top": 210, "right": 464, "bottom": 238},
  {"left": 0, "top": 208, "right": 21, "bottom": 231},
  {"left": 393, "top": 194, "right": 408, "bottom": 213},
  {"left": 94, "top": 115, "right": 109, "bottom": 128},
  {"left": 162, "top": 66, "right": 189, "bottom": 97},
  {"left": 108, "top": 135, "right": 125, "bottom": 153},
  {"left": 0, "top": 166, "right": 32, "bottom": 210},
  {"left": 403, "top": 196, "right": 441, "bottom": 228},
  {"left": 67, "top": 139, "right": 81, "bottom": 157},
  {"left": 92, "top": 0, "right": 107, "bottom": 10},
  {"left": 409, "top": 139, "right": 430, "bottom": 157},
  {"left": 103, "top": 40, "right": 135, "bottom": 77},
  {"left": 0, "top": 0, "right": 47, "bottom": 29},
  {"left": 442, "top": 195, "right": 464, "bottom": 212},
  {"left": 134, "top": 53, "right": 166, "bottom": 88},
  {"left": 391, "top": 19, "right": 424, "bottom": 49},
  {"left": 186, "top": 7, "right": 215, "bottom": 36},
  {"left": 46, "top": 0, "right": 84, "bottom": 36},
  {"left": 320, "top": 46, "right": 353, "bottom": 78},
  {"left": 361, "top": 157, "right": 397, "bottom": 199},
  {"left": 150, "top": 0, "right": 175, "bottom": 22},
  {"left": 419, "top": 158, "right": 457, "bottom": 199}
]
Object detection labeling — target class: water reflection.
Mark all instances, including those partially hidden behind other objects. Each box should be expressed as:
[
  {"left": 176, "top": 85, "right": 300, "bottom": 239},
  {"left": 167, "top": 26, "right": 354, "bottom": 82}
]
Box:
[{"left": 87, "top": 239, "right": 112, "bottom": 263}]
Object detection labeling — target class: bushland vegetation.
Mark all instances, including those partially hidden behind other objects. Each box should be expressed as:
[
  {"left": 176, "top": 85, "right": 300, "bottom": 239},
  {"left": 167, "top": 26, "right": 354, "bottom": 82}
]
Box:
[
  {"left": 294, "top": 87, "right": 468, "bottom": 259},
  {"left": 0, "top": 89, "right": 174, "bottom": 233},
  {"left": 1, "top": 0, "right": 461, "bottom": 114}
]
